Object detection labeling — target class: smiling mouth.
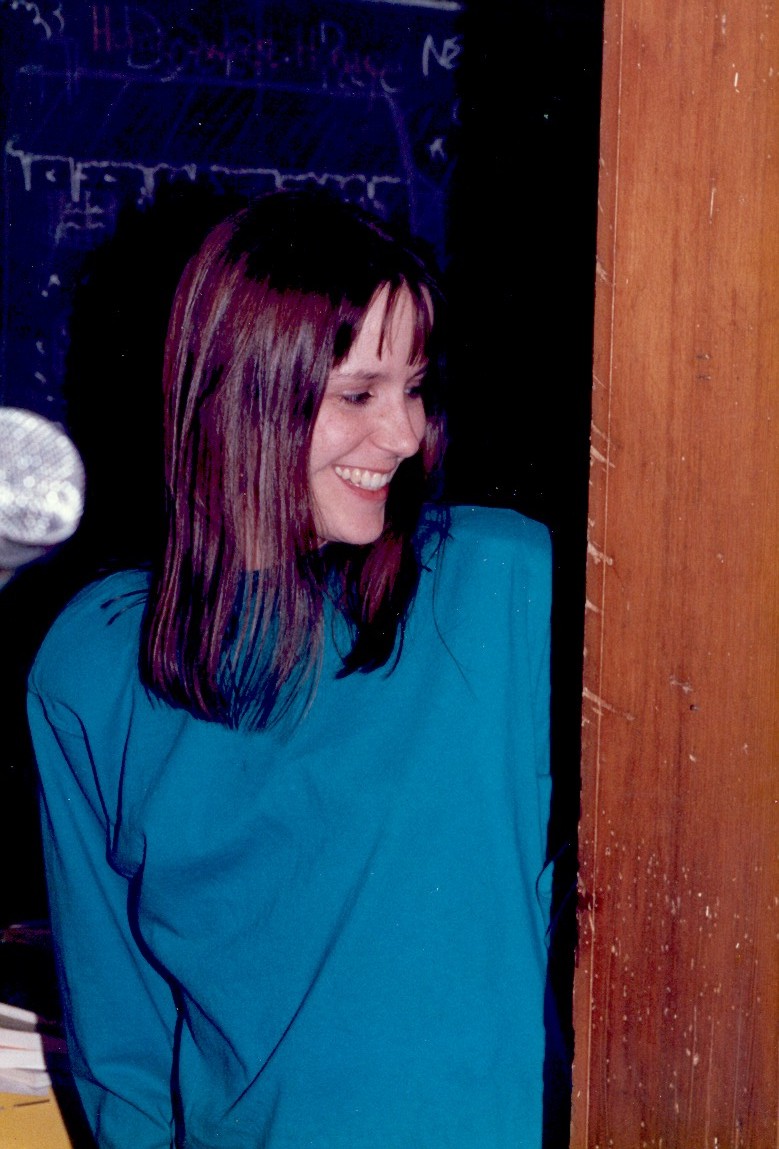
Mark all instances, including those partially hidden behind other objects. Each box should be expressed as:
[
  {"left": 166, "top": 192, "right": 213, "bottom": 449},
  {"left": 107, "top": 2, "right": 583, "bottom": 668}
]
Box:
[{"left": 334, "top": 466, "right": 396, "bottom": 491}]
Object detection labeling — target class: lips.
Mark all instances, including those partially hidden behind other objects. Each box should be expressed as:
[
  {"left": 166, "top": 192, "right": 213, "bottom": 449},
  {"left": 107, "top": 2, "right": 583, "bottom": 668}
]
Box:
[{"left": 333, "top": 465, "right": 397, "bottom": 491}]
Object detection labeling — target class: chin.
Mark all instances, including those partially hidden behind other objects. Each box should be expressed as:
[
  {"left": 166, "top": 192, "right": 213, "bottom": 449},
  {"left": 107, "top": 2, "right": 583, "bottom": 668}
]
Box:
[{"left": 318, "top": 517, "right": 386, "bottom": 547}]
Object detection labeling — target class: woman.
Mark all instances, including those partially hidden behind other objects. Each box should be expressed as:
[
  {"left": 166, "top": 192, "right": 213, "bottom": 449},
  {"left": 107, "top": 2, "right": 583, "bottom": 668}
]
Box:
[{"left": 28, "top": 189, "right": 553, "bottom": 1148}]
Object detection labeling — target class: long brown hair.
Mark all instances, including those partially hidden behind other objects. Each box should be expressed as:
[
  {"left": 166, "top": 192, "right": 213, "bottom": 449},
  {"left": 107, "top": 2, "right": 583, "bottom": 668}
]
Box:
[{"left": 141, "top": 188, "right": 448, "bottom": 729}]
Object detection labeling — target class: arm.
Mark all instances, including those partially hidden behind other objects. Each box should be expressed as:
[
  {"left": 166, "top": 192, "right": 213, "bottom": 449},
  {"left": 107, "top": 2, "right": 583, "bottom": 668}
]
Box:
[{"left": 28, "top": 690, "right": 177, "bottom": 1149}]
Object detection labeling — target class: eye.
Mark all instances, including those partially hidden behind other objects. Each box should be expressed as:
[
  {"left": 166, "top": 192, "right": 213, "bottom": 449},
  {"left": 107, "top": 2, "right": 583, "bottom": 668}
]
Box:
[
  {"left": 406, "top": 383, "right": 425, "bottom": 401},
  {"left": 340, "top": 391, "right": 372, "bottom": 406}
]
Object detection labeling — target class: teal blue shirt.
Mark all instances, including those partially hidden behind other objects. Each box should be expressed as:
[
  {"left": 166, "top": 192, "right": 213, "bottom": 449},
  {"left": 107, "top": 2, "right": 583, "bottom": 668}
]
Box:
[{"left": 28, "top": 506, "right": 552, "bottom": 1149}]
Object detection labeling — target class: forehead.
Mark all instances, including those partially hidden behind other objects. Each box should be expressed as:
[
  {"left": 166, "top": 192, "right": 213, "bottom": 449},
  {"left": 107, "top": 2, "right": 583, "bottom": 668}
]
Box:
[{"left": 347, "top": 284, "right": 431, "bottom": 366}]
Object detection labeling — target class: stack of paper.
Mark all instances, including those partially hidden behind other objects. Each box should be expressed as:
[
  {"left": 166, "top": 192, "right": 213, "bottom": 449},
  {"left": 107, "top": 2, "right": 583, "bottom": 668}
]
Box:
[{"left": 0, "top": 1000, "right": 68, "bottom": 1095}]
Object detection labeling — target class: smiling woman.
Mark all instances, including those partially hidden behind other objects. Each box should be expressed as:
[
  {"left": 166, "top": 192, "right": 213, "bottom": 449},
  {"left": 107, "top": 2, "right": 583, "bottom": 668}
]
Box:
[
  {"left": 27, "top": 189, "right": 554, "bottom": 1149},
  {"left": 310, "top": 284, "right": 429, "bottom": 546}
]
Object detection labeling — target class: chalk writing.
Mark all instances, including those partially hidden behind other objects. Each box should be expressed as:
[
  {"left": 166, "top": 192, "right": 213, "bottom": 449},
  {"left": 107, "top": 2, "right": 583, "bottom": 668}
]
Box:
[
  {"left": 88, "top": 6, "right": 406, "bottom": 92},
  {"left": 5, "top": 142, "right": 406, "bottom": 209},
  {"left": 1, "top": 0, "right": 65, "bottom": 40},
  {"left": 421, "top": 34, "right": 461, "bottom": 77},
  {"left": 1, "top": 0, "right": 460, "bottom": 417}
]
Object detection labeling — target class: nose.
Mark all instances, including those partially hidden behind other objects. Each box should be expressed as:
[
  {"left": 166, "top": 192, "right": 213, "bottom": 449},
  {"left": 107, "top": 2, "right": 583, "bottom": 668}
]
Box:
[{"left": 372, "top": 397, "right": 426, "bottom": 459}]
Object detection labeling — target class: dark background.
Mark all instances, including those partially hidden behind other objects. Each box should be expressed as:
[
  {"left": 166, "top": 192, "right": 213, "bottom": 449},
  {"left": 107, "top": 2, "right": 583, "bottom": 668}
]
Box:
[{"left": 0, "top": 2, "right": 603, "bottom": 1144}]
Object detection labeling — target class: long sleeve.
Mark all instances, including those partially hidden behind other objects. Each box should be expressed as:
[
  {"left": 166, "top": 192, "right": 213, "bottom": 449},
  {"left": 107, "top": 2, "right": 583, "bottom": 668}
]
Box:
[{"left": 28, "top": 594, "right": 177, "bottom": 1148}]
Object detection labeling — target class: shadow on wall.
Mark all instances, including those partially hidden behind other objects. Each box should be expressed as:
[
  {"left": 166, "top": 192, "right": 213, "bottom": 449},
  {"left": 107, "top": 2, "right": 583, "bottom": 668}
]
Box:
[
  {"left": 0, "top": 177, "right": 245, "bottom": 937},
  {"left": 64, "top": 176, "right": 248, "bottom": 577}
]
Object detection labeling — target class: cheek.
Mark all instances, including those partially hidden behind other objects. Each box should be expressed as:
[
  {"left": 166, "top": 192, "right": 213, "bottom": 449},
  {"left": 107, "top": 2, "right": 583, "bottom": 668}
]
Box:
[{"left": 309, "top": 407, "right": 373, "bottom": 473}]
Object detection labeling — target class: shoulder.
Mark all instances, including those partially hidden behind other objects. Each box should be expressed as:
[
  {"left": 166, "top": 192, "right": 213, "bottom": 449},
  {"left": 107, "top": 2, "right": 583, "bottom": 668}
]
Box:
[
  {"left": 446, "top": 505, "right": 551, "bottom": 565},
  {"left": 28, "top": 569, "right": 149, "bottom": 714},
  {"left": 416, "top": 504, "right": 552, "bottom": 629},
  {"left": 420, "top": 504, "right": 551, "bottom": 582}
]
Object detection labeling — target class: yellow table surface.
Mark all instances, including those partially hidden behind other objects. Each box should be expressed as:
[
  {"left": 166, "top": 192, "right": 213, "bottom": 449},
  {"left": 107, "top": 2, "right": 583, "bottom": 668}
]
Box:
[{"left": 0, "top": 1091, "right": 74, "bottom": 1149}]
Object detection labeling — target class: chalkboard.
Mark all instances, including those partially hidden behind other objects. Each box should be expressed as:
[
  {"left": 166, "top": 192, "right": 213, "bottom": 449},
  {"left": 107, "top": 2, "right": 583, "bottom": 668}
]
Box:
[
  {"left": 0, "top": 0, "right": 465, "bottom": 980},
  {"left": 1, "top": 0, "right": 462, "bottom": 423}
]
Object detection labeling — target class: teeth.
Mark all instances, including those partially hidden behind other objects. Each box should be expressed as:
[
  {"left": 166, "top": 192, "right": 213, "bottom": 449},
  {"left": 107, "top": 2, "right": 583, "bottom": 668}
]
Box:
[{"left": 334, "top": 466, "right": 393, "bottom": 490}]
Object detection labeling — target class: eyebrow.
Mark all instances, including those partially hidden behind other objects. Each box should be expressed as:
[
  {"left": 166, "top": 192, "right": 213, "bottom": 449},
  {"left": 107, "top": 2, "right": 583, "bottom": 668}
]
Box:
[{"left": 329, "top": 364, "right": 428, "bottom": 383}]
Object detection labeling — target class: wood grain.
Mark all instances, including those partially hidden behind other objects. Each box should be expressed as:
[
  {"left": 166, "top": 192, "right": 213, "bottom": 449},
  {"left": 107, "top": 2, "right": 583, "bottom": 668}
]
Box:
[{"left": 572, "top": 0, "right": 779, "bottom": 1144}]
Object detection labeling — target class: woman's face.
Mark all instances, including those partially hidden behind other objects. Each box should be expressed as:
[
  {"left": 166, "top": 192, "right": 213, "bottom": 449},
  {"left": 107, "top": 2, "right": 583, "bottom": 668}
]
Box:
[{"left": 309, "top": 286, "right": 428, "bottom": 546}]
